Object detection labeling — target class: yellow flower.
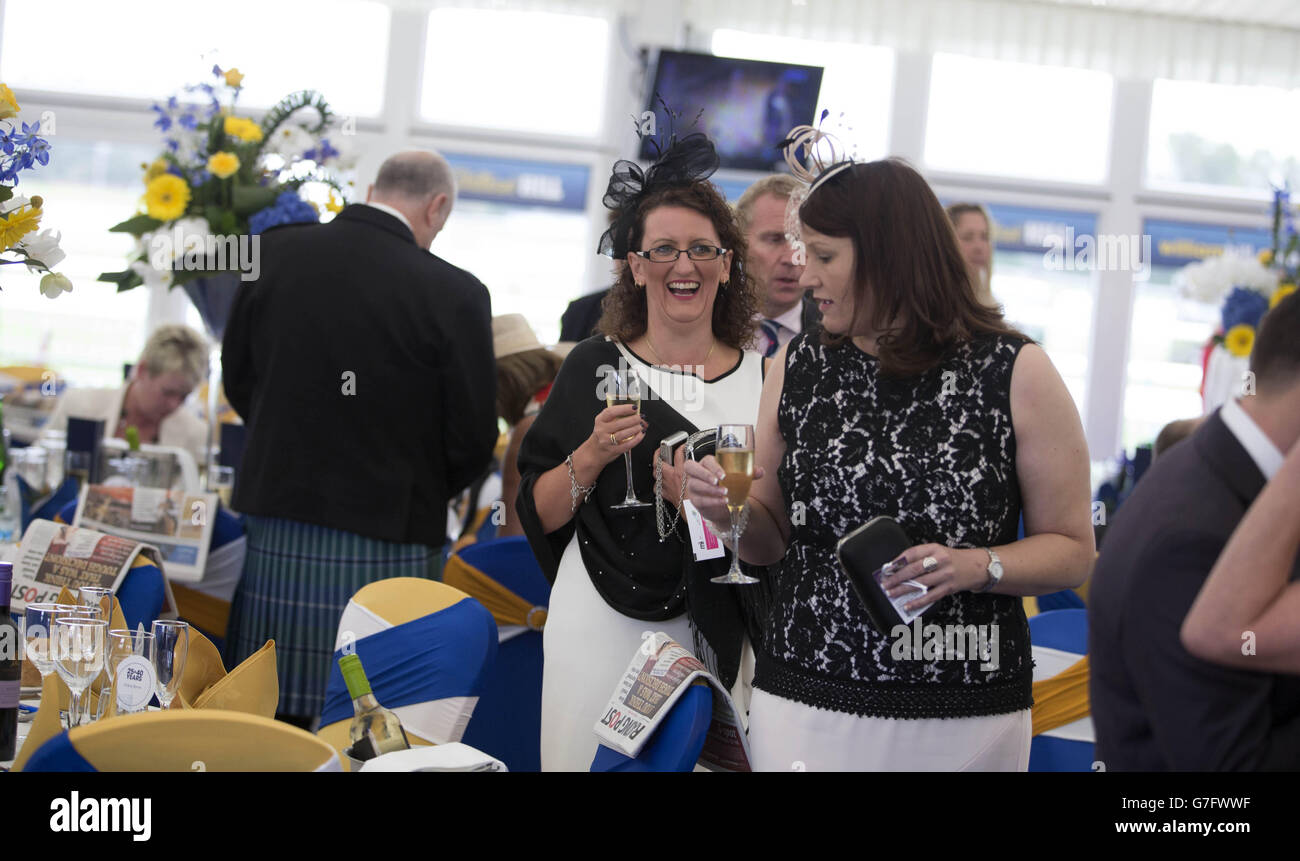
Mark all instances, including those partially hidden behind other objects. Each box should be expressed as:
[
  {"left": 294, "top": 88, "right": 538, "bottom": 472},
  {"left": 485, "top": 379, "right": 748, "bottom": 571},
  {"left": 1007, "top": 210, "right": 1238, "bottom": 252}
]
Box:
[
  {"left": 325, "top": 189, "right": 344, "bottom": 214},
  {"left": 143, "top": 158, "right": 169, "bottom": 183},
  {"left": 1272, "top": 283, "right": 1297, "bottom": 309},
  {"left": 223, "top": 116, "right": 263, "bottom": 143},
  {"left": 144, "top": 174, "right": 191, "bottom": 221},
  {"left": 0, "top": 83, "right": 19, "bottom": 120},
  {"left": 207, "top": 151, "right": 240, "bottom": 179},
  {"left": 1258, "top": 249, "right": 1275, "bottom": 267},
  {"left": 224, "top": 68, "right": 244, "bottom": 88},
  {"left": 0, "top": 202, "right": 42, "bottom": 250},
  {"left": 1223, "top": 324, "right": 1255, "bottom": 358}
]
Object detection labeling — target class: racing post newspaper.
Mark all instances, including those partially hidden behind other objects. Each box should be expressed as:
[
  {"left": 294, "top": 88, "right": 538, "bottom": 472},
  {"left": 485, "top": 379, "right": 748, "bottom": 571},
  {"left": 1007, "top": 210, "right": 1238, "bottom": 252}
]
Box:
[
  {"left": 594, "top": 632, "right": 752, "bottom": 771},
  {"left": 7, "top": 518, "right": 173, "bottom": 616},
  {"left": 72, "top": 484, "right": 216, "bottom": 583}
]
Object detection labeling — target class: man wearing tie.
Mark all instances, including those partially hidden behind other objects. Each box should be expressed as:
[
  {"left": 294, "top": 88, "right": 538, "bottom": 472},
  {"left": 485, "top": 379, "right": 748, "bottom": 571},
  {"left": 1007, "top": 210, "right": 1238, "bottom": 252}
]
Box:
[
  {"left": 735, "top": 174, "right": 820, "bottom": 357},
  {"left": 222, "top": 150, "right": 498, "bottom": 726}
]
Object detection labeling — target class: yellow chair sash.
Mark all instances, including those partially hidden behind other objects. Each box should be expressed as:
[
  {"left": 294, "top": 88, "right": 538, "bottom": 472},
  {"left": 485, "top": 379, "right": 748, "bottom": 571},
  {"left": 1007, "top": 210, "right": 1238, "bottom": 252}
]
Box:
[
  {"left": 1031, "top": 655, "right": 1090, "bottom": 737},
  {"left": 170, "top": 582, "right": 232, "bottom": 639},
  {"left": 442, "top": 553, "right": 546, "bottom": 631}
]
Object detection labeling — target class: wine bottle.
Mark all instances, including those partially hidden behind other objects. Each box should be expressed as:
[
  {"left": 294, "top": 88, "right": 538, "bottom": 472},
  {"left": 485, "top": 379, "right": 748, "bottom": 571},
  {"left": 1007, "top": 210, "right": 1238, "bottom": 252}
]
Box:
[
  {"left": 339, "top": 654, "right": 409, "bottom": 762},
  {"left": 0, "top": 563, "right": 20, "bottom": 761}
]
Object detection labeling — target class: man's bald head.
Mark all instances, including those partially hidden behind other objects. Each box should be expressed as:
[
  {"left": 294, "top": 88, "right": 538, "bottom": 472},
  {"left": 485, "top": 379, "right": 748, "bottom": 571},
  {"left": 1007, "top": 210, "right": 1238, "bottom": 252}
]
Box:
[{"left": 366, "top": 150, "right": 457, "bottom": 249}]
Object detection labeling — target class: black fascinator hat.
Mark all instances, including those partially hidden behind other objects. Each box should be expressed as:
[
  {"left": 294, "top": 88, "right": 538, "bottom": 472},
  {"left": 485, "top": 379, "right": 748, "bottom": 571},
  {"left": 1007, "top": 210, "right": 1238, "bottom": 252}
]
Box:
[{"left": 597, "top": 100, "right": 721, "bottom": 259}]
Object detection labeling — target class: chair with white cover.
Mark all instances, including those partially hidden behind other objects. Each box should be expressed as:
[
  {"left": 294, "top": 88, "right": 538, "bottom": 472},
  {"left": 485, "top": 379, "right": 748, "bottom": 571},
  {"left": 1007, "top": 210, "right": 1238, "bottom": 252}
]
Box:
[
  {"left": 316, "top": 577, "right": 498, "bottom": 768},
  {"left": 1029, "top": 608, "right": 1095, "bottom": 772}
]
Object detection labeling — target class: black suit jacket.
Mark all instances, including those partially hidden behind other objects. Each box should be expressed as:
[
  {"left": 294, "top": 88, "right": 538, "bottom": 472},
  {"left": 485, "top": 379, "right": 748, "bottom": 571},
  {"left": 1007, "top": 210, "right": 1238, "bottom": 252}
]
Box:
[
  {"left": 222, "top": 205, "right": 497, "bottom": 547},
  {"left": 1089, "top": 410, "right": 1300, "bottom": 770}
]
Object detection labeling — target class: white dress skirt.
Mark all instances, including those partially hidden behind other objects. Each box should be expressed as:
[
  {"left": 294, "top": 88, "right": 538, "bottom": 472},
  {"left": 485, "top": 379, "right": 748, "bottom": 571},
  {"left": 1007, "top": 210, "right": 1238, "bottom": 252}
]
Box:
[
  {"left": 539, "top": 345, "right": 764, "bottom": 772},
  {"left": 747, "top": 690, "right": 1031, "bottom": 772}
]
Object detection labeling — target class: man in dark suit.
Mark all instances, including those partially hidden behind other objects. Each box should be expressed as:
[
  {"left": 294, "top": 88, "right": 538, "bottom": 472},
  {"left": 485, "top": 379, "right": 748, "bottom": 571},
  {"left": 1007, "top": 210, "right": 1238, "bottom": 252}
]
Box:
[
  {"left": 1090, "top": 295, "right": 1300, "bottom": 770},
  {"left": 734, "top": 174, "right": 819, "bottom": 356},
  {"left": 222, "top": 150, "right": 497, "bottom": 721},
  {"left": 559, "top": 287, "right": 608, "bottom": 342}
]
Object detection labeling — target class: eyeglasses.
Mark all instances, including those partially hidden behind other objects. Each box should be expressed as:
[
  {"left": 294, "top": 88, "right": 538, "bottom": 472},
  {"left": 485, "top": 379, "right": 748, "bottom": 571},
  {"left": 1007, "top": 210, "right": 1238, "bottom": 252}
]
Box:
[{"left": 634, "top": 244, "right": 729, "bottom": 263}]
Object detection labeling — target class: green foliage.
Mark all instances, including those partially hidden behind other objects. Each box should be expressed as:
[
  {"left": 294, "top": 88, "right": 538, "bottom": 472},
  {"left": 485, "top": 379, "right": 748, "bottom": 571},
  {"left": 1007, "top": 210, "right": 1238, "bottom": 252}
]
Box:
[
  {"left": 109, "top": 214, "right": 163, "bottom": 236},
  {"left": 262, "top": 90, "right": 333, "bottom": 140},
  {"left": 99, "top": 268, "right": 145, "bottom": 293}
]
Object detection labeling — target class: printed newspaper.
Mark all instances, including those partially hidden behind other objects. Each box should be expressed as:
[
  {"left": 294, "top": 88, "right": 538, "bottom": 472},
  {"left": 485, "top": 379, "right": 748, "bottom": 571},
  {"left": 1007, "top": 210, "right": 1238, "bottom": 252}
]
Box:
[
  {"left": 7, "top": 518, "right": 175, "bottom": 617},
  {"left": 72, "top": 484, "right": 216, "bottom": 583},
  {"left": 593, "top": 632, "right": 752, "bottom": 772}
]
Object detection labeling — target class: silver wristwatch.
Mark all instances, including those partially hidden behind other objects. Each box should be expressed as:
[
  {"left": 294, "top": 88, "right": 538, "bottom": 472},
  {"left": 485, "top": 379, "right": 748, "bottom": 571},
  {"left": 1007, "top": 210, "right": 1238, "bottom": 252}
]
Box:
[{"left": 975, "top": 547, "right": 1003, "bottom": 593}]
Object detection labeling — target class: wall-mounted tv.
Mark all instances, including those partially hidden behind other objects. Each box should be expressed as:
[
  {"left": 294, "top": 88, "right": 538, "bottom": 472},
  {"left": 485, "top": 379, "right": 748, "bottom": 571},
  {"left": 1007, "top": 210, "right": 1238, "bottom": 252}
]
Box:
[{"left": 640, "top": 50, "right": 824, "bottom": 172}]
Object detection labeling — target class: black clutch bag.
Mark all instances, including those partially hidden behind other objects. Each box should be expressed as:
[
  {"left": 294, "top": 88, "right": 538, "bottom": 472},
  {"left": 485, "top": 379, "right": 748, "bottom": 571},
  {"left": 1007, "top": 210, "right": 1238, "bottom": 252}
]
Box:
[{"left": 836, "top": 516, "right": 926, "bottom": 635}]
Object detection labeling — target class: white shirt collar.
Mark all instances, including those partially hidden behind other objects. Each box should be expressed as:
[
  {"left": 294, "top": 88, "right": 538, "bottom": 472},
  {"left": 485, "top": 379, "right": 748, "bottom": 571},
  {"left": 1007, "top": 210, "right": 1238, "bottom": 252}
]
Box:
[
  {"left": 759, "top": 302, "right": 805, "bottom": 334},
  {"left": 1220, "top": 398, "right": 1285, "bottom": 480},
  {"left": 361, "top": 201, "right": 415, "bottom": 237}
]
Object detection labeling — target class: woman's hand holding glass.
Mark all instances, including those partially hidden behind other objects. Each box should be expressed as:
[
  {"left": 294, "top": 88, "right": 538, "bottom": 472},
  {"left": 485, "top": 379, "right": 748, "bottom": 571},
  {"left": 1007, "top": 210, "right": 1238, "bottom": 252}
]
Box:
[
  {"left": 683, "top": 456, "right": 767, "bottom": 529},
  {"left": 587, "top": 403, "right": 648, "bottom": 465}
]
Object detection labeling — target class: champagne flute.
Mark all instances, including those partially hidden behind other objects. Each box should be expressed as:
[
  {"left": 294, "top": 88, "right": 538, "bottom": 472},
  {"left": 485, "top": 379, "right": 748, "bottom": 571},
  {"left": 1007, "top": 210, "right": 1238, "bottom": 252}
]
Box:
[
  {"left": 52, "top": 617, "right": 107, "bottom": 729},
  {"left": 151, "top": 620, "right": 189, "bottom": 710},
  {"left": 605, "top": 367, "right": 651, "bottom": 510},
  {"left": 712, "top": 424, "right": 759, "bottom": 584}
]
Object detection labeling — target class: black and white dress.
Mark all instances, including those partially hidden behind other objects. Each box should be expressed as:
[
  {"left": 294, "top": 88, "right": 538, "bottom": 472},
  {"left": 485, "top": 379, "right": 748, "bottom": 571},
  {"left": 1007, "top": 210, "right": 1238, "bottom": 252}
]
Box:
[
  {"left": 516, "top": 337, "right": 764, "bottom": 771},
  {"left": 748, "top": 330, "right": 1035, "bottom": 771}
]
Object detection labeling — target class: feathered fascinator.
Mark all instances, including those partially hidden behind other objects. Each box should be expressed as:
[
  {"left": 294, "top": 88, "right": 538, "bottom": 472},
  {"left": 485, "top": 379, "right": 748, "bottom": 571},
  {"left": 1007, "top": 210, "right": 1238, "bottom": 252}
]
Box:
[
  {"left": 777, "top": 110, "right": 857, "bottom": 248},
  {"left": 597, "top": 98, "right": 721, "bottom": 259}
]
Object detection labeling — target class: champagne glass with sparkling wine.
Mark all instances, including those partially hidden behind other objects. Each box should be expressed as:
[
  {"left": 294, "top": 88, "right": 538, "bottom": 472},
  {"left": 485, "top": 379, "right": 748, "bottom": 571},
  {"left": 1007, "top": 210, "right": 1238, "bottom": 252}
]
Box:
[
  {"left": 712, "top": 424, "right": 758, "bottom": 584},
  {"left": 606, "top": 367, "right": 652, "bottom": 510}
]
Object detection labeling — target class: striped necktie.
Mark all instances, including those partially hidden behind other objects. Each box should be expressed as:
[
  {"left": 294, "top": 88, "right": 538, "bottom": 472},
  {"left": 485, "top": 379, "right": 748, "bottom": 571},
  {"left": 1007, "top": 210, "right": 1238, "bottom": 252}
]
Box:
[{"left": 759, "top": 319, "right": 782, "bottom": 358}]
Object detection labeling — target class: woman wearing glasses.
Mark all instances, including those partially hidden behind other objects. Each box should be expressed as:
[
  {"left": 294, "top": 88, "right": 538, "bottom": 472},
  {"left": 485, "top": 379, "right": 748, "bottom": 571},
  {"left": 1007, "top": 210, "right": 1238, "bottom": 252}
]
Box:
[{"left": 515, "top": 132, "right": 766, "bottom": 771}]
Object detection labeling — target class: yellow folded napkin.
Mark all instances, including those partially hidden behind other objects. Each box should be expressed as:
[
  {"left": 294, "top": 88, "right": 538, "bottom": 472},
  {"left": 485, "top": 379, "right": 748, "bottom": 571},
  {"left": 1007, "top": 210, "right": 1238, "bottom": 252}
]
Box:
[{"left": 174, "top": 628, "right": 278, "bottom": 718}]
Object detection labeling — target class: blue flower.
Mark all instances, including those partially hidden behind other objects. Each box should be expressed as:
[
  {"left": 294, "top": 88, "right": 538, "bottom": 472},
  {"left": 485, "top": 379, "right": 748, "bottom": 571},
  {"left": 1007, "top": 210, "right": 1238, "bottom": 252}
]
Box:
[
  {"left": 165, "top": 164, "right": 185, "bottom": 178},
  {"left": 1221, "top": 286, "right": 1270, "bottom": 332},
  {"left": 167, "top": 95, "right": 178, "bottom": 111},
  {"left": 165, "top": 138, "right": 180, "bottom": 152},
  {"left": 178, "top": 113, "right": 198, "bottom": 130},
  {"left": 212, "top": 64, "right": 222, "bottom": 78},
  {"left": 248, "top": 190, "right": 319, "bottom": 235}
]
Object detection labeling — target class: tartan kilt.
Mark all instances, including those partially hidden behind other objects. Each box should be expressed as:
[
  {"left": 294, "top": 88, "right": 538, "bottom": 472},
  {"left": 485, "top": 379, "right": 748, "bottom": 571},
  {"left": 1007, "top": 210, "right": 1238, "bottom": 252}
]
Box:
[{"left": 226, "top": 515, "right": 442, "bottom": 718}]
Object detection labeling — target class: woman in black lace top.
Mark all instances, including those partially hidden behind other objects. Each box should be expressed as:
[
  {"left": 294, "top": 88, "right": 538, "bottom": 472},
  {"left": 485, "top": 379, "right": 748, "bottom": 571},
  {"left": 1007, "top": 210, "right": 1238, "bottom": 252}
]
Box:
[{"left": 686, "top": 159, "right": 1095, "bottom": 771}]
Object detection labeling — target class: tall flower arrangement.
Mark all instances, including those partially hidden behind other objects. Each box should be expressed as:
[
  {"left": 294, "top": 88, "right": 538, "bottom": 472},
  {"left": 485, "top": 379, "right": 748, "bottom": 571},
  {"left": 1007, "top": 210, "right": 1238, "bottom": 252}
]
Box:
[
  {"left": 0, "top": 83, "right": 71, "bottom": 298},
  {"left": 98, "top": 66, "right": 355, "bottom": 292},
  {"left": 1185, "top": 185, "right": 1298, "bottom": 410}
]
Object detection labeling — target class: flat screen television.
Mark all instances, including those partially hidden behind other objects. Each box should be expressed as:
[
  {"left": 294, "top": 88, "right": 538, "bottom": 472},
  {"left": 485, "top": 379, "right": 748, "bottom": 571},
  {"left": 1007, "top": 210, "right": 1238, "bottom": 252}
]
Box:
[{"left": 640, "top": 50, "right": 824, "bottom": 172}]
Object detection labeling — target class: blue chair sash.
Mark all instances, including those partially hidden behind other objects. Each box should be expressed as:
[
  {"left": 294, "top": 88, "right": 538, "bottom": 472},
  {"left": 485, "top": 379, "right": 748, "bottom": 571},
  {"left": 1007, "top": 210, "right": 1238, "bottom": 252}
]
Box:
[{"left": 319, "top": 599, "right": 497, "bottom": 728}]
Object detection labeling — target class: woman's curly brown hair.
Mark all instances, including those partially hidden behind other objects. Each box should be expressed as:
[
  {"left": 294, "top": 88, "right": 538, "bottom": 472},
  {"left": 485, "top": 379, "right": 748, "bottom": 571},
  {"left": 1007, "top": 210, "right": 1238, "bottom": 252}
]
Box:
[{"left": 595, "top": 183, "right": 756, "bottom": 351}]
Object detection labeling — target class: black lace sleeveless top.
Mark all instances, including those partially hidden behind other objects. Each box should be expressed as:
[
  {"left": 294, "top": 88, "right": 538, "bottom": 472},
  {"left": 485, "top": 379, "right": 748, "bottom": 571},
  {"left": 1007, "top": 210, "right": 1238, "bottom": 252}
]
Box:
[{"left": 753, "top": 330, "right": 1034, "bottom": 719}]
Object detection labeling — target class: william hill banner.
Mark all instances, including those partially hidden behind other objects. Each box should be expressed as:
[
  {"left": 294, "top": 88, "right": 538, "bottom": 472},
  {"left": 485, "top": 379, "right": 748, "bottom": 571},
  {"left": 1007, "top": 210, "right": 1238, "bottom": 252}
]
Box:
[
  {"left": 444, "top": 153, "right": 589, "bottom": 211},
  {"left": 1142, "top": 219, "right": 1272, "bottom": 268}
]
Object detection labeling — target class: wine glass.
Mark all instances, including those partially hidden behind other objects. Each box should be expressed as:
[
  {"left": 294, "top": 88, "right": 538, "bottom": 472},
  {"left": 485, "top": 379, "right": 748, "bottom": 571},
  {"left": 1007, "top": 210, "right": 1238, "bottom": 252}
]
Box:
[
  {"left": 103, "top": 629, "right": 155, "bottom": 716},
  {"left": 23, "top": 603, "right": 81, "bottom": 688},
  {"left": 605, "top": 366, "right": 651, "bottom": 511},
  {"left": 79, "top": 586, "right": 114, "bottom": 617},
  {"left": 151, "top": 620, "right": 189, "bottom": 710},
  {"left": 51, "top": 616, "right": 107, "bottom": 729},
  {"left": 711, "top": 424, "right": 759, "bottom": 584}
]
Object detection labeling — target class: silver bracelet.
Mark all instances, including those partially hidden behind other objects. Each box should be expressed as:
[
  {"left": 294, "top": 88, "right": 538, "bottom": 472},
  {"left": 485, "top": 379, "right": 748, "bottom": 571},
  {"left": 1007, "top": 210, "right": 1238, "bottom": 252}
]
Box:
[{"left": 566, "top": 453, "right": 595, "bottom": 514}]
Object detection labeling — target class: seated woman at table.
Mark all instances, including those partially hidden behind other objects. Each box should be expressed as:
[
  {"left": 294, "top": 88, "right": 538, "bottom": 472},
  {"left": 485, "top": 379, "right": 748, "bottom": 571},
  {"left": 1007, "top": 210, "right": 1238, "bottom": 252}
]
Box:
[
  {"left": 515, "top": 130, "right": 765, "bottom": 771},
  {"left": 686, "top": 152, "right": 1095, "bottom": 771},
  {"left": 40, "top": 324, "right": 209, "bottom": 466}
]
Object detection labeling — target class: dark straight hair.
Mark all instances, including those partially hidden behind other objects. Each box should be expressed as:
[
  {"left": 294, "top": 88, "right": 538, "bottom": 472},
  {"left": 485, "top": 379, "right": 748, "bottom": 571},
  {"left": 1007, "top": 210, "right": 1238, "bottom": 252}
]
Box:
[{"left": 799, "top": 159, "right": 1025, "bottom": 377}]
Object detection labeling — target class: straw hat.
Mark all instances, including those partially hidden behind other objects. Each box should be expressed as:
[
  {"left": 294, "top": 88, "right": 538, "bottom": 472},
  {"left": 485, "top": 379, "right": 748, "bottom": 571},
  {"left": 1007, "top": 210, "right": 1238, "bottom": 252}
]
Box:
[{"left": 492, "top": 314, "right": 544, "bottom": 359}]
